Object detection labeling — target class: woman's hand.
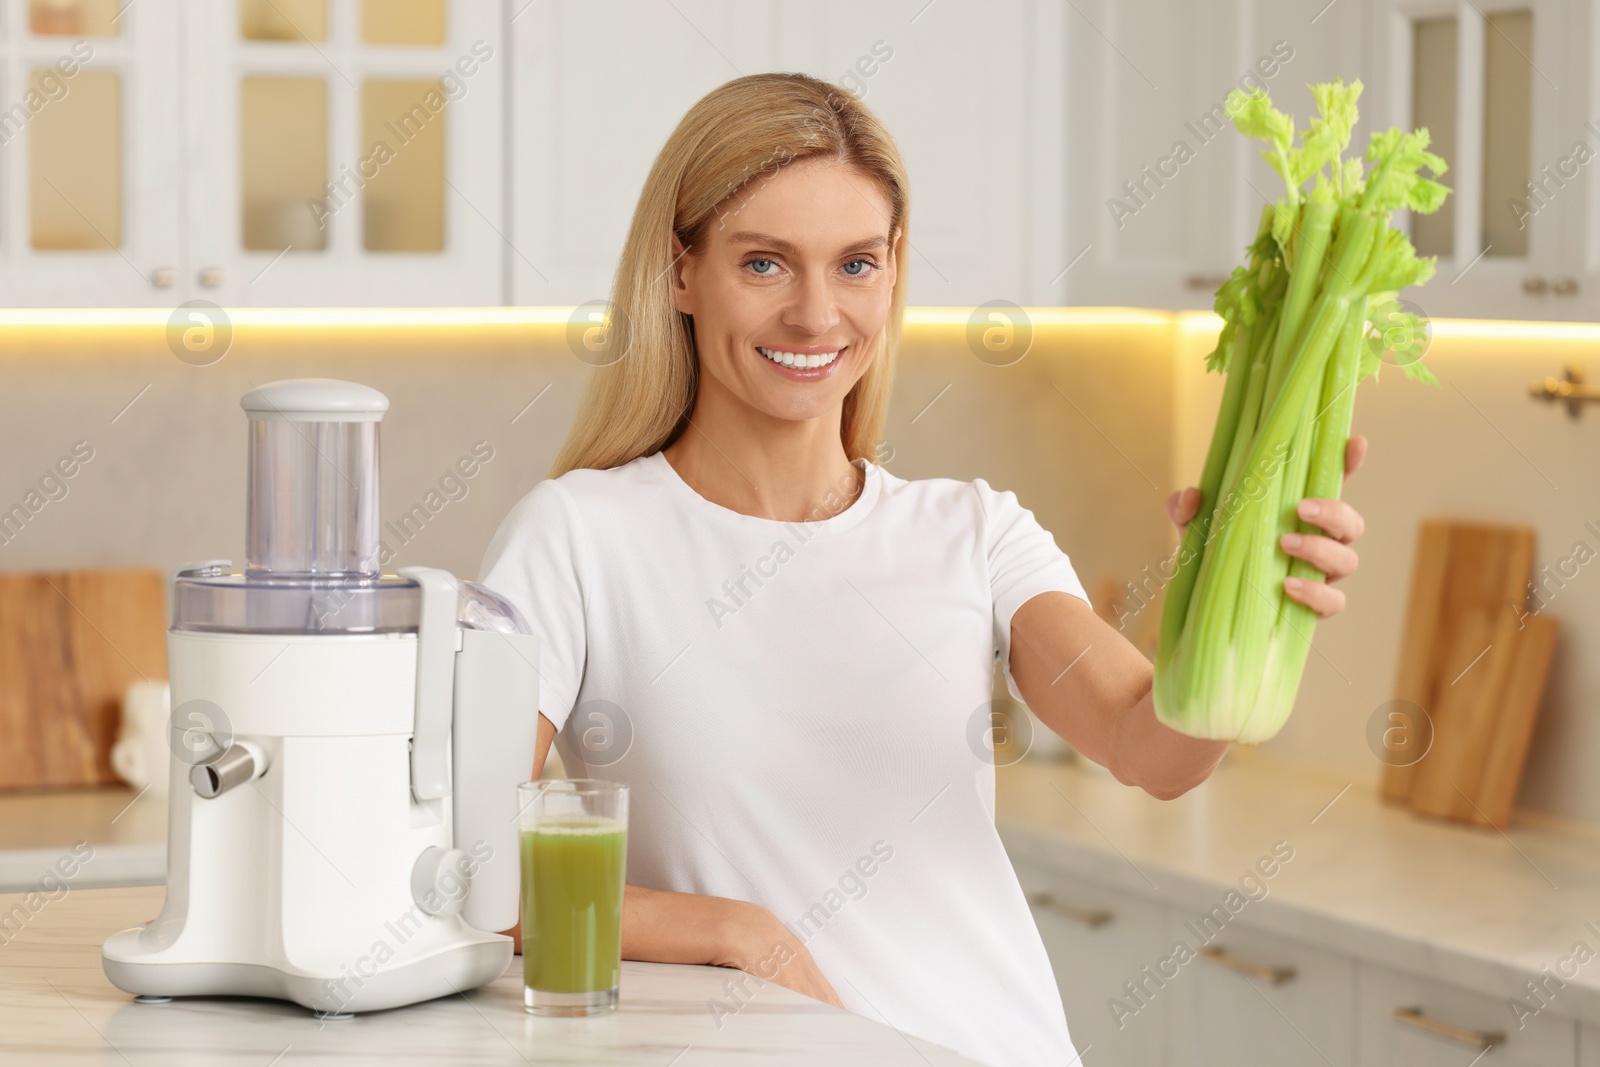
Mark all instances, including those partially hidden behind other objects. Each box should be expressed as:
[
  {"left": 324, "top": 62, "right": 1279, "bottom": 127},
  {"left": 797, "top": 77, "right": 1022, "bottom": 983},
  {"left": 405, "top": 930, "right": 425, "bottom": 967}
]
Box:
[
  {"left": 1165, "top": 434, "right": 1369, "bottom": 620},
  {"left": 716, "top": 901, "right": 844, "bottom": 1009}
]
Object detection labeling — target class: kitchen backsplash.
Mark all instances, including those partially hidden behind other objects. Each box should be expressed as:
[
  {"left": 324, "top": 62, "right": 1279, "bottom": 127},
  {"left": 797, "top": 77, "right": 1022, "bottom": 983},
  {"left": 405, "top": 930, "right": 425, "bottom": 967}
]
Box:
[{"left": 0, "top": 312, "right": 1594, "bottom": 826}]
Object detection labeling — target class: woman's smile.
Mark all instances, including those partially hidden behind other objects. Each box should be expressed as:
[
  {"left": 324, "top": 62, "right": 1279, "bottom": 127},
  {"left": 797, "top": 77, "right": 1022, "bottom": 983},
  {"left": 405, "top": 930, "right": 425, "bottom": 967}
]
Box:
[{"left": 755, "top": 343, "right": 848, "bottom": 379}]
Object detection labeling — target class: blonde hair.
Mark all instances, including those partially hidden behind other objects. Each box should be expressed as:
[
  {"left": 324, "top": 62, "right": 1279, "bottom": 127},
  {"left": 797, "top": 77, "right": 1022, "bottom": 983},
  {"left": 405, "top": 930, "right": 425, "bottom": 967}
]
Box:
[{"left": 549, "top": 72, "right": 910, "bottom": 477}]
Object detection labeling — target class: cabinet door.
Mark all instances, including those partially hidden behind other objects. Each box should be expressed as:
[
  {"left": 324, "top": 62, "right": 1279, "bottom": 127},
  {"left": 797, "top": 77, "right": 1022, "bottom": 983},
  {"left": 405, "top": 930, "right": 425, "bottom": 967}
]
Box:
[
  {"left": 186, "top": 0, "right": 504, "bottom": 306},
  {"left": 1064, "top": 0, "right": 1218, "bottom": 311},
  {"left": 1357, "top": 960, "right": 1576, "bottom": 1065},
  {"left": 769, "top": 0, "right": 1062, "bottom": 307},
  {"left": 1167, "top": 923, "right": 1355, "bottom": 1067},
  {"left": 1362, "top": 0, "right": 1587, "bottom": 321},
  {"left": 508, "top": 0, "right": 772, "bottom": 307},
  {"left": 0, "top": 0, "right": 182, "bottom": 306},
  {"left": 1012, "top": 858, "right": 1173, "bottom": 1067},
  {"left": 510, "top": 0, "right": 1063, "bottom": 308}
]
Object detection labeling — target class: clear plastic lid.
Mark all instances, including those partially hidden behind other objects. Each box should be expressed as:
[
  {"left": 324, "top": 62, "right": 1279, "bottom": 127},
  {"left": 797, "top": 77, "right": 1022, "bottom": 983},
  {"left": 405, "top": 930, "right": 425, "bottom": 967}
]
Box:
[{"left": 171, "top": 562, "right": 528, "bottom": 636}]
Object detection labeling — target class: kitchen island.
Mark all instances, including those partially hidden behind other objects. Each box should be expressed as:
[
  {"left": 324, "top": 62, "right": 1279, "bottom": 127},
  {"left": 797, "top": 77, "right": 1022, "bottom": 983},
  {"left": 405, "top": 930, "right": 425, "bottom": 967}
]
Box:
[{"left": 1, "top": 885, "right": 982, "bottom": 1065}]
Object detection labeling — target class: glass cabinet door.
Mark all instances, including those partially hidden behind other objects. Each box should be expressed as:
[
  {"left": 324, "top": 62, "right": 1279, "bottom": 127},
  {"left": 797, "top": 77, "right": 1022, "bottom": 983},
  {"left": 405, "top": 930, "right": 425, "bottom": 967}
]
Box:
[
  {"left": 1373, "top": 0, "right": 1584, "bottom": 320},
  {"left": 185, "top": 0, "right": 503, "bottom": 306},
  {"left": 0, "top": 0, "right": 181, "bottom": 306}
]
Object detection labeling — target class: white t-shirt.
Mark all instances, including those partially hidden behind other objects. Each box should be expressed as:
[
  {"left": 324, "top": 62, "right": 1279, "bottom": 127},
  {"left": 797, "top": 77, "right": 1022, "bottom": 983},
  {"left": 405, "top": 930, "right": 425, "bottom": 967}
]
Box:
[{"left": 479, "top": 450, "right": 1090, "bottom": 1067}]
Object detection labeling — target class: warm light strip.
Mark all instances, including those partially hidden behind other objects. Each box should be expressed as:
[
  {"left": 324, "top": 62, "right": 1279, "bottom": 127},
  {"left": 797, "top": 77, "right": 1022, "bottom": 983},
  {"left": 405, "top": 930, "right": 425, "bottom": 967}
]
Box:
[
  {"left": 0, "top": 306, "right": 1592, "bottom": 338},
  {"left": 903, "top": 307, "right": 1176, "bottom": 328},
  {"left": 0, "top": 307, "right": 576, "bottom": 328}
]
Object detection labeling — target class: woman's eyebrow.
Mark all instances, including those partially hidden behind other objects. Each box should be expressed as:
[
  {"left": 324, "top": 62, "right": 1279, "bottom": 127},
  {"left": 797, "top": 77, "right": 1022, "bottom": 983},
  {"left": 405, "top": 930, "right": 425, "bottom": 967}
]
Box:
[{"left": 726, "top": 231, "right": 888, "bottom": 257}]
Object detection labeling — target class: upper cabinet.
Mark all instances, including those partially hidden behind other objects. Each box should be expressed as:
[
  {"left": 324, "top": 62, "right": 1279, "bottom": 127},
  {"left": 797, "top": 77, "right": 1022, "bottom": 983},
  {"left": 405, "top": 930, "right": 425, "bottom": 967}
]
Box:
[
  {"left": 508, "top": 0, "right": 1066, "bottom": 307},
  {"left": 0, "top": 0, "right": 1592, "bottom": 317},
  {"left": 0, "top": 0, "right": 503, "bottom": 307},
  {"left": 1068, "top": 0, "right": 1594, "bottom": 322},
  {"left": 0, "top": 0, "right": 182, "bottom": 306},
  {"left": 1362, "top": 0, "right": 1592, "bottom": 321}
]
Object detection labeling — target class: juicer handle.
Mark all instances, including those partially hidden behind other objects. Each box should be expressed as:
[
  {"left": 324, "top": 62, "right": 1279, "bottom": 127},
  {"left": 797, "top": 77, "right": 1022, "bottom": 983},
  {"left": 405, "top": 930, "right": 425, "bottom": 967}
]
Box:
[
  {"left": 400, "top": 566, "right": 459, "bottom": 801},
  {"left": 453, "top": 628, "right": 540, "bottom": 932}
]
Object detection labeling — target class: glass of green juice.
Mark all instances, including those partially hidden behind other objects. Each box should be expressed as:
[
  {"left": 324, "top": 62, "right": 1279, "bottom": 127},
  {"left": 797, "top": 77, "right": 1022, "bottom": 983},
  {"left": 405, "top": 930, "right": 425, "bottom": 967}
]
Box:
[{"left": 517, "top": 778, "right": 629, "bottom": 1016}]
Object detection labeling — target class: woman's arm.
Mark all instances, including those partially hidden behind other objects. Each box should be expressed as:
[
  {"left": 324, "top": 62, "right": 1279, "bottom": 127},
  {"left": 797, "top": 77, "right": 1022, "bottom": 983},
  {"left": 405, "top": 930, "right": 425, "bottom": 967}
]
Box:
[
  {"left": 503, "top": 712, "right": 843, "bottom": 1006},
  {"left": 1008, "top": 436, "right": 1370, "bottom": 800}
]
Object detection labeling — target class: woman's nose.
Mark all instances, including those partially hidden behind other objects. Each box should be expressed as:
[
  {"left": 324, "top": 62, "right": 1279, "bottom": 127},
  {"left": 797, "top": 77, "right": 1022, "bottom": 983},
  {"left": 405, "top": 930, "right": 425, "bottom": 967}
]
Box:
[{"left": 782, "top": 273, "right": 840, "bottom": 336}]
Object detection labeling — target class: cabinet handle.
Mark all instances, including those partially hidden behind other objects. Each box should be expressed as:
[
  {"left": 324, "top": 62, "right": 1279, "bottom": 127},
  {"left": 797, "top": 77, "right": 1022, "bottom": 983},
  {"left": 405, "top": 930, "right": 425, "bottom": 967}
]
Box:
[
  {"left": 1026, "top": 892, "right": 1113, "bottom": 928},
  {"left": 1185, "top": 273, "right": 1230, "bottom": 291},
  {"left": 1391, "top": 1007, "right": 1504, "bottom": 1050},
  {"left": 149, "top": 267, "right": 175, "bottom": 288},
  {"left": 1552, "top": 276, "right": 1580, "bottom": 296},
  {"left": 1522, "top": 275, "right": 1548, "bottom": 294},
  {"left": 1196, "top": 945, "right": 1296, "bottom": 985},
  {"left": 199, "top": 267, "right": 223, "bottom": 288}
]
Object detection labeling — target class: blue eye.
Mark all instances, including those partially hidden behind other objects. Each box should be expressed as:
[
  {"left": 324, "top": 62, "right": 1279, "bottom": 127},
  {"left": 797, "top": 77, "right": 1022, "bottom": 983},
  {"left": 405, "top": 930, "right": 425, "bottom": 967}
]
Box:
[
  {"left": 747, "top": 258, "right": 777, "bottom": 275},
  {"left": 842, "top": 259, "right": 874, "bottom": 276}
]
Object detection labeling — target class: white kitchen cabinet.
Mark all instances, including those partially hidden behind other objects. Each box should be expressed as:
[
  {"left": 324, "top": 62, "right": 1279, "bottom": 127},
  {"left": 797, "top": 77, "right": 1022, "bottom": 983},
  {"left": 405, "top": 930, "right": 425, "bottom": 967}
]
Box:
[
  {"left": 184, "top": 0, "right": 504, "bottom": 306},
  {"left": 1356, "top": 959, "right": 1577, "bottom": 1065},
  {"left": 508, "top": 0, "right": 1067, "bottom": 307},
  {"left": 1063, "top": 0, "right": 1368, "bottom": 311},
  {"left": 0, "top": 0, "right": 503, "bottom": 307},
  {"left": 1167, "top": 922, "right": 1356, "bottom": 1067},
  {"left": 0, "top": 0, "right": 182, "bottom": 305},
  {"left": 1012, "top": 858, "right": 1174, "bottom": 1067},
  {"left": 1361, "top": 0, "right": 1592, "bottom": 321}
]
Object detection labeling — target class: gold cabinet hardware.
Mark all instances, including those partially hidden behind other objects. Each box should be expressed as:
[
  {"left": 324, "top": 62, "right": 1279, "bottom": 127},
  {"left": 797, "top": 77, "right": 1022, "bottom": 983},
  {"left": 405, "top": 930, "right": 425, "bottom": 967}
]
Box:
[
  {"left": 1391, "top": 1006, "right": 1504, "bottom": 1050},
  {"left": 1025, "top": 892, "right": 1113, "bottom": 928},
  {"left": 1529, "top": 362, "right": 1600, "bottom": 419},
  {"left": 1196, "top": 944, "right": 1296, "bottom": 984}
]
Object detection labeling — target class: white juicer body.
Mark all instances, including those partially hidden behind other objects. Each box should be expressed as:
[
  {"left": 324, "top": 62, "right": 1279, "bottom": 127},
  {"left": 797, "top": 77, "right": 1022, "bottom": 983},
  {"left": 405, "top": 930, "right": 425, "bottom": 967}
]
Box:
[{"left": 101, "top": 380, "right": 540, "bottom": 1014}]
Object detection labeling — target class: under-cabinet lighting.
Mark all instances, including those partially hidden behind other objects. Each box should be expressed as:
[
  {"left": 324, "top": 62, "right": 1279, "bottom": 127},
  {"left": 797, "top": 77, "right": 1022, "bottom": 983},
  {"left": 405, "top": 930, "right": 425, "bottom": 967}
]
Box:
[{"left": 0, "top": 307, "right": 1593, "bottom": 339}]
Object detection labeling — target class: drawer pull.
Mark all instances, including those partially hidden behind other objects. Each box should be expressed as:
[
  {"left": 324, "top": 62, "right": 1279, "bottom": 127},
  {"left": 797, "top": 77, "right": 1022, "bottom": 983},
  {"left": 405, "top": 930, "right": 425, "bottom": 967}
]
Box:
[
  {"left": 1196, "top": 945, "right": 1296, "bottom": 985},
  {"left": 1391, "top": 1007, "right": 1504, "bottom": 1050},
  {"left": 1026, "top": 892, "right": 1113, "bottom": 928}
]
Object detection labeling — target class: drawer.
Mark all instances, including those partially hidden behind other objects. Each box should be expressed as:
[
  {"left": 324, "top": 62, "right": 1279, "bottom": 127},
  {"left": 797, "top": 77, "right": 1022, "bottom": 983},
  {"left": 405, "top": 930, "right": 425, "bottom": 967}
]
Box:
[
  {"left": 1357, "top": 961, "right": 1576, "bottom": 1066},
  {"left": 1013, "top": 858, "right": 1174, "bottom": 1067},
  {"left": 1167, "top": 921, "right": 1355, "bottom": 1067}
]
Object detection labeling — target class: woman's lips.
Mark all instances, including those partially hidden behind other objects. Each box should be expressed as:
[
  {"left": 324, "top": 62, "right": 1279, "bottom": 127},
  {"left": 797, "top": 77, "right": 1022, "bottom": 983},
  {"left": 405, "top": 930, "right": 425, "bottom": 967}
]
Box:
[{"left": 756, "top": 345, "right": 847, "bottom": 380}]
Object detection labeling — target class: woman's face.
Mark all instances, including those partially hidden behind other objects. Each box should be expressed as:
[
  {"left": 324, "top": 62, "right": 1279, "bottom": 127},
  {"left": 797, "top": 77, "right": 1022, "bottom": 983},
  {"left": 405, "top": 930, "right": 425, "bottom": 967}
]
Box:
[{"left": 670, "top": 156, "right": 899, "bottom": 425}]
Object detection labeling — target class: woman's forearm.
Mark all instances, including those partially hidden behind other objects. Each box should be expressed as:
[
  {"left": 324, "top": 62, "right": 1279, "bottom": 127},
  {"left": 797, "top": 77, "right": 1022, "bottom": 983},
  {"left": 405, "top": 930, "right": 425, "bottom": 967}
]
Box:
[
  {"left": 1106, "top": 683, "right": 1229, "bottom": 800},
  {"left": 621, "top": 883, "right": 758, "bottom": 968},
  {"left": 1010, "top": 592, "right": 1228, "bottom": 800}
]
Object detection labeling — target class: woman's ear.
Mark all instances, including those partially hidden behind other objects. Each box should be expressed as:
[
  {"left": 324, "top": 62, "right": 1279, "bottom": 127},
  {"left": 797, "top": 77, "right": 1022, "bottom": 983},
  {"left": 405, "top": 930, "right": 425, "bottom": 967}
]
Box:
[{"left": 668, "top": 233, "right": 694, "bottom": 315}]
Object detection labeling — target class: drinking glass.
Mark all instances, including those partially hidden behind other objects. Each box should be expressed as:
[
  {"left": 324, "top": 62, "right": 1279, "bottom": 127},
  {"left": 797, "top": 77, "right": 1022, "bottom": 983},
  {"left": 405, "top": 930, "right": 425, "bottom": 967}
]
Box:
[{"left": 517, "top": 778, "right": 629, "bottom": 1016}]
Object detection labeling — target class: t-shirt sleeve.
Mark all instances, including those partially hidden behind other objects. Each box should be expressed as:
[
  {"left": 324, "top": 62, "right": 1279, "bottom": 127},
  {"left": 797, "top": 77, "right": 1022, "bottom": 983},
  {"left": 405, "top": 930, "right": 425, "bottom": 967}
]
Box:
[
  {"left": 476, "top": 478, "right": 588, "bottom": 734},
  {"left": 973, "top": 478, "right": 1091, "bottom": 705}
]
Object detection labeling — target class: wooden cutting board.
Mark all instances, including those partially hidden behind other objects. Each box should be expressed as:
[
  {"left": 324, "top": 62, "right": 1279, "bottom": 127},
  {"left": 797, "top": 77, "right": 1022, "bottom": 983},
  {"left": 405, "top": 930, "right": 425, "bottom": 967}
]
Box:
[
  {"left": 0, "top": 570, "right": 167, "bottom": 790},
  {"left": 1408, "top": 607, "right": 1513, "bottom": 819},
  {"left": 1380, "top": 520, "right": 1534, "bottom": 802},
  {"left": 1471, "top": 614, "right": 1559, "bottom": 828}
]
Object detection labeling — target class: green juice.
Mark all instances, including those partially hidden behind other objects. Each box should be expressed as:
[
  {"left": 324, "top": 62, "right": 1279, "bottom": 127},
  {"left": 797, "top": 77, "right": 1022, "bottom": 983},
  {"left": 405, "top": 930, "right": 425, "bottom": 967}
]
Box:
[{"left": 520, "top": 817, "right": 627, "bottom": 994}]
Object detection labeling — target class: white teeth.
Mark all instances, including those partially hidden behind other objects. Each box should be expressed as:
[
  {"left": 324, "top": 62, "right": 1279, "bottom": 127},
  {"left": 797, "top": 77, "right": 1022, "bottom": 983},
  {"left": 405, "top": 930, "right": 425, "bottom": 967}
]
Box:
[{"left": 758, "top": 347, "right": 841, "bottom": 370}]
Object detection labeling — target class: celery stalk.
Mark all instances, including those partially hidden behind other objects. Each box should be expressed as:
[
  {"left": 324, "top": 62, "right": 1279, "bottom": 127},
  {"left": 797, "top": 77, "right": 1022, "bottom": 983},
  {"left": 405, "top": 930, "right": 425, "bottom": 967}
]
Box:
[{"left": 1153, "top": 80, "right": 1448, "bottom": 743}]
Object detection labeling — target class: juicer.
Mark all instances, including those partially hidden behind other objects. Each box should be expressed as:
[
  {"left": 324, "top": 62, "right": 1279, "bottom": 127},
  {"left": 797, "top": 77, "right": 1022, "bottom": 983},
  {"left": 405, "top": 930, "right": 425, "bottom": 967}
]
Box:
[{"left": 102, "top": 379, "right": 539, "bottom": 1015}]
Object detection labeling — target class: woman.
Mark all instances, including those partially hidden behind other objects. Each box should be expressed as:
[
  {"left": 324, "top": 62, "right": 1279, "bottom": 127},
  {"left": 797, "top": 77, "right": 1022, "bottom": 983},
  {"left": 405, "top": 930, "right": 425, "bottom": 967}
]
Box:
[{"left": 480, "top": 72, "right": 1366, "bottom": 1067}]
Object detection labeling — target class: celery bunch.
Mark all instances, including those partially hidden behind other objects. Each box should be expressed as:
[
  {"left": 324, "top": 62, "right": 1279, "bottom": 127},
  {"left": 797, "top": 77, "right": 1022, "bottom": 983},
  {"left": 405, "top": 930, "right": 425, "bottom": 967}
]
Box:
[{"left": 1153, "top": 79, "right": 1449, "bottom": 743}]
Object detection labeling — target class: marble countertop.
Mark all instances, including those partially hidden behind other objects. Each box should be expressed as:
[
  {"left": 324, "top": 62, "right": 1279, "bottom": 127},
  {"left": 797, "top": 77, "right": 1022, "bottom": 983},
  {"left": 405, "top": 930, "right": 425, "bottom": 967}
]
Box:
[
  {"left": 0, "top": 785, "right": 166, "bottom": 893},
  {"left": 996, "top": 748, "right": 1600, "bottom": 1025},
  {"left": 0, "top": 884, "right": 982, "bottom": 1066}
]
